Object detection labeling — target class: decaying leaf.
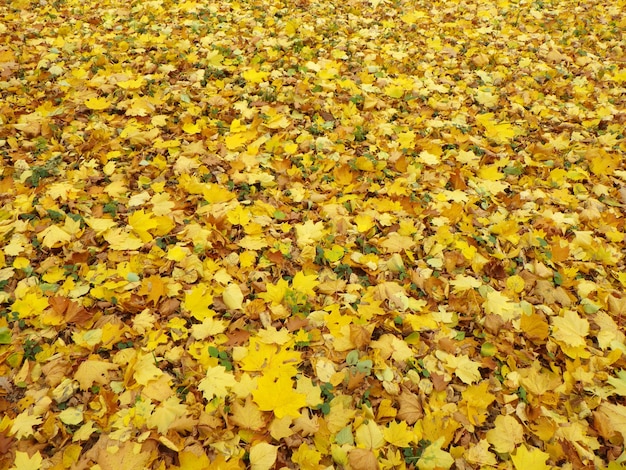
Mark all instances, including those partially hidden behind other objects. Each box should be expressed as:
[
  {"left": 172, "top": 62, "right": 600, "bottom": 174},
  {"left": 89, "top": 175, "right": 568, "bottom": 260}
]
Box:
[{"left": 2, "top": 0, "right": 624, "bottom": 468}]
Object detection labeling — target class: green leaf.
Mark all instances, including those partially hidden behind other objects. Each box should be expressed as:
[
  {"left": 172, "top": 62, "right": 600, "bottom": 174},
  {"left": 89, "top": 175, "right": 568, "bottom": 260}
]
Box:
[
  {"left": 346, "top": 350, "right": 359, "bottom": 366},
  {"left": 335, "top": 425, "right": 354, "bottom": 445},
  {"left": 0, "top": 327, "right": 11, "bottom": 345},
  {"left": 356, "top": 360, "right": 373, "bottom": 375},
  {"left": 481, "top": 342, "right": 496, "bottom": 357}
]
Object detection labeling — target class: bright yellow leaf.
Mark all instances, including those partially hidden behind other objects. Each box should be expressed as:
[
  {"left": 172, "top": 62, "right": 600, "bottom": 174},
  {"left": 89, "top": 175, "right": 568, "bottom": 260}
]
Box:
[
  {"left": 511, "top": 445, "right": 550, "bottom": 470},
  {"left": 182, "top": 121, "right": 201, "bottom": 134},
  {"left": 183, "top": 284, "right": 214, "bottom": 321},
  {"left": 128, "top": 209, "right": 158, "bottom": 242},
  {"left": 84, "top": 97, "right": 111, "bottom": 110},
  {"left": 291, "top": 271, "right": 319, "bottom": 297},
  {"left": 12, "top": 451, "right": 43, "bottom": 470},
  {"left": 383, "top": 420, "right": 415, "bottom": 447},
  {"left": 252, "top": 375, "right": 307, "bottom": 419},
  {"left": 291, "top": 443, "right": 322, "bottom": 470},
  {"left": 242, "top": 69, "right": 270, "bottom": 83},
  {"left": 11, "top": 291, "right": 48, "bottom": 319}
]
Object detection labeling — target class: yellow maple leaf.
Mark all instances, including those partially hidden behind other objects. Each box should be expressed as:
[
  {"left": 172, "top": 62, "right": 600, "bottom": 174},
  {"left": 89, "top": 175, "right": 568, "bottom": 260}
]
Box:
[
  {"left": 252, "top": 375, "right": 307, "bottom": 418},
  {"left": 242, "top": 69, "right": 270, "bottom": 83},
  {"left": 323, "top": 245, "right": 345, "bottom": 262},
  {"left": 265, "top": 113, "right": 291, "bottom": 129},
  {"left": 401, "top": 10, "right": 427, "bottom": 24},
  {"left": 198, "top": 365, "right": 237, "bottom": 401},
  {"left": 478, "top": 165, "right": 505, "bottom": 181},
  {"left": 71, "top": 328, "right": 103, "bottom": 349},
  {"left": 58, "top": 407, "right": 84, "bottom": 426},
  {"left": 150, "top": 193, "right": 175, "bottom": 216},
  {"left": 418, "top": 150, "right": 440, "bottom": 166},
  {"left": 438, "top": 351, "right": 482, "bottom": 384},
  {"left": 128, "top": 209, "right": 158, "bottom": 242},
  {"left": 230, "top": 398, "right": 266, "bottom": 431},
  {"left": 295, "top": 220, "right": 326, "bottom": 248},
  {"left": 202, "top": 182, "right": 235, "bottom": 203},
  {"left": 182, "top": 121, "right": 201, "bottom": 134},
  {"left": 486, "top": 121, "right": 516, "bottom": 144},
  {"left": 103, "top": 228, "right": 144, "bottom": 250},
  {"left": 597, "top": 402, "right": 626, "bottom": 444},
  {"left": 176, "top": 450, "right": 212, "bottom": 470},
  {"left": 475, "top": 113, "right": 516, "bottom": 144},
  {"left": 295, "top": 377, "right": 323, "bottom": 408},
  {"left": 475, "top": 87, "right": 499, "bottom": 108},
  {"left": 147, "top": 396, "right": 188, "bottom": 434},
  {"left": 10, "top": 411, "right": 43, "bottom": 439},
  {"left": 608, "top": 370, "right": 626, "bottom": 396},
  {"left": 483, "top": 290, "right": 518, "bottom": 321},
  {"left": 259, "top": 278, "right": 289, "bottom": 304},
  {"left": 104, "top": 179, "right": 129, "bottom": 198},
  {"left": 506, "top": 274, "right": 525, "bottom": 293},
  {"left": 460, "top": 381, "right": 495, "bottom": 425},
  {"left": 226, "top": 204, "right": 251, "bottom": 226},
  {"left": 84, "top": 217, "right": 117, "bottom": 235},
  {"left": 134, "top": 353, "right": 164, "bottom": 385},
  {"left": 551, "top": 309, "right": 589, "bottom": 347},
  {"left": 166, "top": 246, "right": 188, "bottom": 262},
  {"left": 117, "top": 77, "right": 145, "bottom": 90},
  {"left": 39, "top": 224, "right": 72, "bottom": 248},
  {"left": 96, "top": 438, "right": 152, "bottom": 469},
  {"left": 291, "top": 443, "right": 322, "bottom": 470},
  {"left": 588, "top": 151, "right": 619, "bottom": 177},
  {"left": 84, "top": 96, "right": 111, "bottom": 110},
  {"left": 11, "top": 291, "right": 48, "bottom": 319},
  {"left": 190, "top": 318, "right": 226, "bottom": 340},
  {"left": 354, "top": 213, "right": 375, "bottom": 233},
  {"left": 240, "top": 337, "right": 301, "bottom": 378},
  {"left": 73, "top": 421, "right": 97, "bottom": 442},
  {"left": 379, "top": 232, "right": 416, "bottom": 253},
  {"left": 511, "top": 445, "right": 550, "bottom": 470},
  {"left": 257, "top": 326, "right": 291, "bottom": 345},
  {"left": 125, "top": 96, "right": 156, "bottom": 117},
  {"left": 183, "top": 284, "right": 214, "bottom": 321},
  {"left": 486, "top": 415, "right": 524, "bottom": 453},
  {"left": 450, "top": 275, "right": 482, "bottom": 293},
  {"left": 291, "top": 271, "right": 319, "bottom": 297},
  {"left": 519, "top": 364, "right": 562, "bottom": 397},
  {"left": 371, "top": 333, "right": 414, "bottom": 362},
  {"left": 12, "top": 451, "right": 43, "bottom": 470},
  {"left": 383, "top": 420, "right": 416, "bottom": 447},
  {"left": 384, "top": 84, "right": 404, "bottom": 99},
  {"left": 397, "top": 131, "right": 416, "bottom": 149}
]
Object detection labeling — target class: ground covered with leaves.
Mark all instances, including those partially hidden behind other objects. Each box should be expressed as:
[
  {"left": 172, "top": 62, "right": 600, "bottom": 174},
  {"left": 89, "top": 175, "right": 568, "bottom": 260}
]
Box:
[{"left": 0, "top": 0, "right": 625, "bottom": 468}]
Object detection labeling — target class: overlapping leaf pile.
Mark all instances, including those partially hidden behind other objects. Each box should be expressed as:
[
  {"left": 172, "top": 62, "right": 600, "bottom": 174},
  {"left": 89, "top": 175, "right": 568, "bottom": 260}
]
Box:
[{"left": 1, "top": 0, "right": 625, "bottom": 468}]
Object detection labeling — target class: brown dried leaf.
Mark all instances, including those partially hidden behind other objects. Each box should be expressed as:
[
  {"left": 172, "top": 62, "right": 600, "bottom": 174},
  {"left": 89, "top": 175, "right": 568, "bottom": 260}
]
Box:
[
  {"left": 396, "top": 390, "right": 423, "bottom": 424},
  {"left": 348, "top": 448, "right": 379, "bottom": 470}
]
